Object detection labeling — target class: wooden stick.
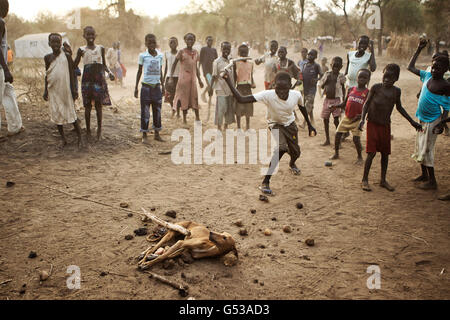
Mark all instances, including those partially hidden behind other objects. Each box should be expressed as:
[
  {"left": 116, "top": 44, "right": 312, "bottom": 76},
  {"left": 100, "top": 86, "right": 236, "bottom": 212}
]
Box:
[
  {"left": 0, "top": 279, "right": 12, "bottom": 285},
  {"left": 147, "top": 271, "right": 189, "bottom": 296},
  {"left": 141, "top": 208, "right": 190, "bottom": 236}
]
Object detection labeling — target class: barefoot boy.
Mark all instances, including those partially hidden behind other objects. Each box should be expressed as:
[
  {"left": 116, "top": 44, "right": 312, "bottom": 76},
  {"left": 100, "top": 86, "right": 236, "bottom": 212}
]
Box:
[
  {"left": 319, "top": 56, "right": 346, "bottom": 146},
  {"left": 345, "top": 35, "right": 376, "bottom": 88},
  {"left": 199, "top": 36, "right": 218, "bottom": 103},
  {"left": 301, "top": 49, "right": 323, "bottom": 126},
  {"left": 134, "top": 34, "right": 165, "bottom": 143},
  {"left": 408, "top": 39, "right": 450, "bottom": 190},
  {"left": 255, "top": 40, "right": 279, "bottom": 90},
  {"left": 223, "top": 70, "right": 316, "bottom": 195},
  {"left": 163, "top": 37, "right": 180, "bottom": 118},
  {"left": 358, "top": 64, "right": 422, "bottom": 192},
  {"left": 273, "top": 46, "right": 301, "bottom": 87},
  {"left": 210, "top": 41, "right": 235, "bottom": 131},
  {"left": 43, "top": 33, "right": 81, "bottom": 148},
  {"left": 330, "top": 69, "right": 370, "bottom": 163}
]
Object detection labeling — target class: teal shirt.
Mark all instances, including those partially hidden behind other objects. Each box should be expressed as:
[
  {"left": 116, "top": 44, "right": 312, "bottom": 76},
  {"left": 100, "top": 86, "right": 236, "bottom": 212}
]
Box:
[
  {"left": 416, "top": 71, "right": 450, "bottom": 123},
  {"left": 138, "top": 50, "right": 163, "bottom": 85}
]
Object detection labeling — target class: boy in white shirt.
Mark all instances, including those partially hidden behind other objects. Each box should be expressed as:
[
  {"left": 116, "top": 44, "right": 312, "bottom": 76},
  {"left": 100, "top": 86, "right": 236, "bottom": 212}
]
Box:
[{"left": 223, "top": 71, "right": 317, "bottom": 195}]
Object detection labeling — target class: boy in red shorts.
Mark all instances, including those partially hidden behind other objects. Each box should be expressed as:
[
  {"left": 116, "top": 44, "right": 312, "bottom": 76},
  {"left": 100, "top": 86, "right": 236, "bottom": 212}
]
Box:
[{"left": 358, "top": 64, "right": 422, "bottom": 192}]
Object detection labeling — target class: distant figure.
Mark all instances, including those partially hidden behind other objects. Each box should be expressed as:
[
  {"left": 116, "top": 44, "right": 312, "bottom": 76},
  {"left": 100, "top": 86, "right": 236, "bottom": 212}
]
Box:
[
  {"left": 301, "top": 49, "right": 323, "bottom": 127},
  {"left": 106, "top": 42, "right": 123, "bottom": 87},
  {"left": 199, "top": 36, "right": 218, "bottom": 103},
  {"left": 255, "top": 40, "right": 279, "bottom": 90},
  {"left": 43, "top": 33, "right": 81, "bottom": 148},
  {"left": 321, "top": 57, "right": 329, "bottom": 74},
  {"left": 0, "top": 0, "right": 24, "bottom": 139},
  {"left": 6, "top": 45, "right": 12, "bottom": 69},
  {"left": 163, "top": 37, "right": 180, "bottom": 118}
]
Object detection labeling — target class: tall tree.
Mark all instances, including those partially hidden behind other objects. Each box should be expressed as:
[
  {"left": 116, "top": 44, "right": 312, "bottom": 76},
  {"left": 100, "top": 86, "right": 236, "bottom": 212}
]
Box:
[
  {"left": 274, "top": 0, "right": 307, "bottom": 47},
  {"left": 330, "top": 0, "right": 370, "bottom": 41}
]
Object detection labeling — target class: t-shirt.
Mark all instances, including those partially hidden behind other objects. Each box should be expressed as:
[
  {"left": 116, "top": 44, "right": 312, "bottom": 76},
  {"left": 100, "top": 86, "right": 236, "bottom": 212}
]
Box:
[
  {"left": 199, "top": 46, "right": 218, "bottom": 76},
  {"left": 138, "top": 50, "right": 164, "bottom": 85},
  {"left": 259, "top": 52, "right": 278, "bottom": 83},
  {"left": 347, "top": 51, "right": 371, "bottom": 88},
  {"left": 416, "top": 70, "right": 450, "bottom": 123},
  {"left": 302, "top": 62, "right": 322, "bottom": 96},
  {"left": 165, "top": 51, "right": 179, "bottom": 77},
  {"left": 212, "top": 56, "right": 233, "bottom": 96},
  {"left": 345, "top": 87, "right": 369, "bottom": 119},
  {"left": 254, "top": 90, "right": 303, "bottom": 127}
]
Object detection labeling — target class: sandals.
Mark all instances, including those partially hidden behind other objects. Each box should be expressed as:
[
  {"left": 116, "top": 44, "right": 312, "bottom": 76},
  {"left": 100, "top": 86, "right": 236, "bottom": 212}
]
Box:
[
  {"left": 259, "top": 184, "right": 274, "bottom": 196},
  {"left": 290, "top": 166, "right": 301, "bottom": 176}
]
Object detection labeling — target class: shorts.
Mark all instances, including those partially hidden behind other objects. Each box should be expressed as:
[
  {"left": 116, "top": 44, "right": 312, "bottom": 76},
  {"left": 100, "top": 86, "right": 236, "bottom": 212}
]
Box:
[
  {"left": 337, "top": 116, "right": 361, "bottom": 137},
  {"left": 215, "top": 95, "right": 235, "bottom": 126},
  {"left": 304, "top": 94, "right": 316, "bottom": 114},
  {"left": 271, "top": 121, "right": 301, "bottom": 161},
  {"left": 366, "top": 121, "right": 391, "bottom": 154},
  {"left": 411, "top": 118, "right": 440, "bottom": 167},
  {"left": 321, "top": 98, "right": 342, "bottom": 119},
  {"left": 235, "top": 84, "right": 254, "bottom": 117}
]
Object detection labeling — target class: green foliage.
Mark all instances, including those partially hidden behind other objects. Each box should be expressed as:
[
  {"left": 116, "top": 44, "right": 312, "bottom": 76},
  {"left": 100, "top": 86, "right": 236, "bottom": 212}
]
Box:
[{"left": 383, "top": 0, "right": 423, "bottom": 34}]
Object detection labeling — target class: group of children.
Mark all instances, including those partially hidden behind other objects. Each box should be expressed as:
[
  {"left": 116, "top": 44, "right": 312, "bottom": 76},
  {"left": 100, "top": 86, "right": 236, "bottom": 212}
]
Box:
[{"left": 6, "top": 11, "right": 448, "bottom": 196}]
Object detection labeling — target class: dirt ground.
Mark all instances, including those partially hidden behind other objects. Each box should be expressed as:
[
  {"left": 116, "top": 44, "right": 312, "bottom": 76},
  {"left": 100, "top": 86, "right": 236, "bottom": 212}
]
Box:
[{"left": 0, "top": 46, "right": 449, "bottom": 300}]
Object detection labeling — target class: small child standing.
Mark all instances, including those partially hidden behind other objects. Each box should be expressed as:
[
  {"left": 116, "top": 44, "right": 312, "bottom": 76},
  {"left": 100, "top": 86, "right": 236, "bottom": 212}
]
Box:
[
  {"left": 330, "top": 69, "right": 371, "bottom": 163},
  {"left": 301, "top": 49, "right": 323, "bottom": 127},
  {"left": 74, "top": 26, "right": 114, "bottom": 142},
  {"left": 210, "top": 41, "right": 235, "bottom": 131},
  {"left": 234, "top": 44, "right": 255, "bottom": 131},
  {"left": 134, "top": 34, "right": 165, "bottom": 143},
  {"left": 168, "top": 33, "right": 204, "bottom": 126},
  {"left": 321, "top": 57, "right": 329, "bottom": 74},
  {"left": 408, "top": 39, "right": 450, "bottom": 190},
  {"left": 199, "top": 36, "right": 218, "bottom": 103},
  {"left": 163, "top": 37, "right": 180, "bottom": 118},
  {"left": 43, "top": 33, "right": 81, "bottom": 148},
  {"left": 319, "top": 56, "right": 346, "bottom": 146},
  {"left": 358, "top": 64, "right": 422, "bottom": 192}
]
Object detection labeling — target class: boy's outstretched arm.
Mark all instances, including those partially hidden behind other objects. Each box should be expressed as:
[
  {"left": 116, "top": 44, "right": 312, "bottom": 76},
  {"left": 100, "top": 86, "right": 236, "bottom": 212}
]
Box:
[
  {"left": 395, "top": 88, "right": 422, "bottom": 131},
  {"left": 298, "top": 104, "right": 317, "bottom": 136},
  {"left": 224, "top": 73, "right": 256, "bottom": 104},
  {"left": 43, "top": 55, "right": 50, "bottom": 101},
  {"left": 408, "top": 39, "right": 427, "bottom": 76},
  {"left": 134, "top": 65, "right": 143, "bottom": 98}
]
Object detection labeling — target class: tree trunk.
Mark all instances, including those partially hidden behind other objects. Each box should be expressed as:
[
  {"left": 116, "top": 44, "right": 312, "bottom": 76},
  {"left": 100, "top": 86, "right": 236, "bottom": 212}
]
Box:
[
  {"left": 377, "top": 2, "right": 383, "bottom": 56},
  {"left": 224, "top": 16, "right": 230, "bottom": 40}
]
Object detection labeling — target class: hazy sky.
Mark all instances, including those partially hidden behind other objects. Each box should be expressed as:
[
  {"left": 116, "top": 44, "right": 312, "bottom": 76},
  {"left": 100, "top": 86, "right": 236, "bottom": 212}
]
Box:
[{"left": 9, "top": 0, "right": 358, "bottom": 21}]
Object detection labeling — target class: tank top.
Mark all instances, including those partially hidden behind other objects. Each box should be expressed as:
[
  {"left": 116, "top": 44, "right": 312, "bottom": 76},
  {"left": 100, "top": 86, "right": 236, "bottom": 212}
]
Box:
[
  {"left": 347, "top": 51, "right": 371, "bottom": 87},
  {"left": 0, "top": 18, "right": 7, "bottom": 69},
  {"left": 81, "top": 45, "right": 104, "bottom": 65}
]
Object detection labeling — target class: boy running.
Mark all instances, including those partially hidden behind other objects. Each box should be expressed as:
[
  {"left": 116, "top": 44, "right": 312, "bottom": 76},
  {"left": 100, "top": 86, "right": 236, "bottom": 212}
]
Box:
[
  {"left": 222, "top": 70, "right": 316, "bottom": 195},
  {"left": 330, "top": 69, "right": 371, "bottom": 163},
  {"left": 358, "top": 64, "right": 422, "bottom": 192},
  {"left": 408, "top": 39, "right": 450, "bottom": 190}
]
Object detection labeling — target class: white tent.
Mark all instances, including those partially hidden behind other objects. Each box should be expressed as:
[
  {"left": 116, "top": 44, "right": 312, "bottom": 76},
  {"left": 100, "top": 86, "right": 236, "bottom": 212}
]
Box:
[{"left": 14, "top": 33, "right": 70, "bottom": 59}]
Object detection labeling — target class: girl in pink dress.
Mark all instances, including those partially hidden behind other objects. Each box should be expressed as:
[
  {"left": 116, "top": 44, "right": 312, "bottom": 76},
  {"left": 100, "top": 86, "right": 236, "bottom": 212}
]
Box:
[{"left": 169, "top": 33, "right": 204, "bottom": 125}]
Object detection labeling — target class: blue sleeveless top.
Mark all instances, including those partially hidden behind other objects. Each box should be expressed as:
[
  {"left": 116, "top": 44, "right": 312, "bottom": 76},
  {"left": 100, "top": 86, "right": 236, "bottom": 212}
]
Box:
[{"left": 416, "top": 71, "right": 450, "bottom": 123}]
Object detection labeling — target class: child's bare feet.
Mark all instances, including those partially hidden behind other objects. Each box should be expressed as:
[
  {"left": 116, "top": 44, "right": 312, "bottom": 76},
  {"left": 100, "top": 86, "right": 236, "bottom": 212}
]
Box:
[
  {"left": 413, "top": 175, "right": 429, "bottom": 182},
  {"left": 355, "top": 157, "right": 364, "bottom": 165},
  {"left": 290, "top": 165, "right": 301, "bottom": 176},
  {"left": 361, "top": 181, "right": 372, "bottom": 192},
  {"left": 417, "top": 182, "right": 437, "bottom": 190},
  {"left": 154, "top": 132, "right": 164, "bottom": 142},
  {"left": 322, "top": 140, "right": 331, "bottom": 146},
  {"left": 142, "top": 133, "right": 148, "bottom": 144},
  {"left": 6, "top": 126, "right": 25, "bottom": 137},
  {"left": 86, "top": 132, "right": 93, "bottom": 143},
  {"left": 380, "top": 181, "right": 395, "bottom": 192},
  {"left": 330, "top": 154, "right": 339, "bottom": 160}
]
